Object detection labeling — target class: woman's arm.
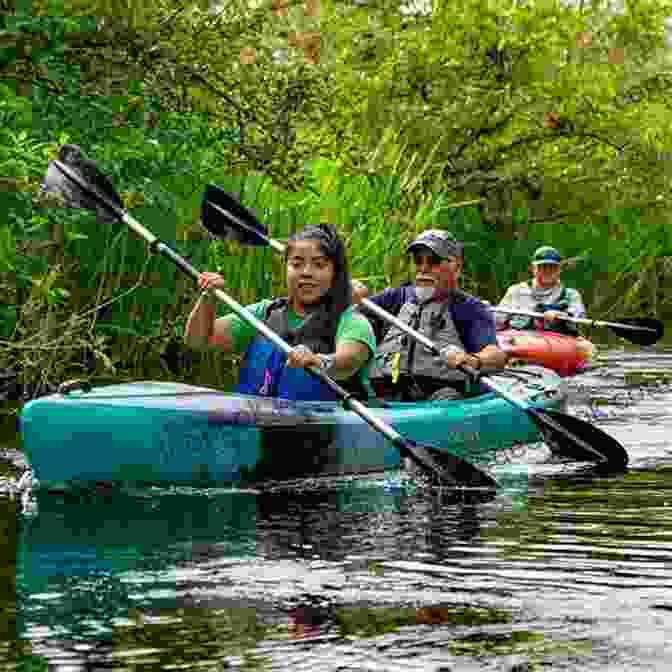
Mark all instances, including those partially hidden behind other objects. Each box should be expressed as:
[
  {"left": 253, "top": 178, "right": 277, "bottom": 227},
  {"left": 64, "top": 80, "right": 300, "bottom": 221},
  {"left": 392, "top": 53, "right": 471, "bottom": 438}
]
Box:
[
  {"left": 328, "top": 341, "right": 371, "bottom": 380},
  {"left": 183, "top": 291, "right": 235, "bottom": 352},
  {"left": 184, "top": 272, "right": 236, "bottom": 352},
  {"left": 285, "top": 340, "right": 370, "bottom": 380},
  {"left": 286, "top": 307, "right": 375, "bottom": 380}
]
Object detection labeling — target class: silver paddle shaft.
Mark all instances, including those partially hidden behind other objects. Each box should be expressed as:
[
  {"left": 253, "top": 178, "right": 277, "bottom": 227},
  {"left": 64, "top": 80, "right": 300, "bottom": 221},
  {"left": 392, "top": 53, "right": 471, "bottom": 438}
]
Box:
[
  {"left": 363, "top": 297, "right": 607, "bottom": 462},
  {"left": 118, "top": 212, "right": 295, "bottom": 356},
  {"left": 361, "top": 298, "right": 439, "bottom": 353},
  {"left": 491, "top": 306, "right": 656, "bottom": 333}
]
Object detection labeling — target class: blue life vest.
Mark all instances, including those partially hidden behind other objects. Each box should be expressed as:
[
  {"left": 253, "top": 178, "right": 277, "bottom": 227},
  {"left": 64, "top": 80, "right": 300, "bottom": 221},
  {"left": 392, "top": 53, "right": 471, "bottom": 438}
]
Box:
[
  {"left": 532, "top": 286, "right": 578, "bottom": 336},
  {"left": 236, "top": 299, "right": 369, "bottom": 402}
]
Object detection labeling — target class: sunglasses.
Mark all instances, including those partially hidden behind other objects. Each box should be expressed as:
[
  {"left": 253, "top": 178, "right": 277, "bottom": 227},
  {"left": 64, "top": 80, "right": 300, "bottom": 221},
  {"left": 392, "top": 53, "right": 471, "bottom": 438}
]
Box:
[
  {"left": 412, "top": 253, "right": 444, "bottom": 267},
  {"left": 413, "top": 253, "right": 460, "bottom": 267}
]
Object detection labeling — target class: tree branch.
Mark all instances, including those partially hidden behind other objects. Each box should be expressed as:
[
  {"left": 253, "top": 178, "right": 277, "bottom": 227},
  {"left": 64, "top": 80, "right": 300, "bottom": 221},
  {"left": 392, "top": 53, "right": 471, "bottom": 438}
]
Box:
[{"left": 446, "top": 110, "right": 517, "bottom": 167}]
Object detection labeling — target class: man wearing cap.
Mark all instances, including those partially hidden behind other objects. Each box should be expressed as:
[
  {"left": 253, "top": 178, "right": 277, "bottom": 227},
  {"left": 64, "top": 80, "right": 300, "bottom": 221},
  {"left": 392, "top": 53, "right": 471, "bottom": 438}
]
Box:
[
  {"left": 352, "top": 229, "right": 507, "bottom": 401},
  {"left": 496, "top": 246, "right": 586, "bottom": 336}
]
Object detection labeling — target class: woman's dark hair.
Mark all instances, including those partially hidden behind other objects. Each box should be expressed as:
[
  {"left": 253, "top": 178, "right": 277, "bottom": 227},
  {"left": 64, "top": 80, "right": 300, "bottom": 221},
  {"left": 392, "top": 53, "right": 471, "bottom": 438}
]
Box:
[{"left": 285, "top": 224, "right": 352, "bottom": 350}]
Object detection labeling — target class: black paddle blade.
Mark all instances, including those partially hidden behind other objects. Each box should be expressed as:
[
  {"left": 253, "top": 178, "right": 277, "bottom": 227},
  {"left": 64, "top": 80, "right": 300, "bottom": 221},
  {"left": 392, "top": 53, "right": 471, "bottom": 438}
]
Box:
[
  {"left": 40, "top": 144, "right": 124, "bottom": 225},
  {"left": 201, "top": 184, "right": 268, "bottom": 246},
  {"left": 530, "top": 408, "right": 629, "bottom": 469},
  {"left": 610, "top": 318, "right": 664, "bottom": 346},
  {"left": 407, "top": 440, "right": 498, "bottom": 489}
]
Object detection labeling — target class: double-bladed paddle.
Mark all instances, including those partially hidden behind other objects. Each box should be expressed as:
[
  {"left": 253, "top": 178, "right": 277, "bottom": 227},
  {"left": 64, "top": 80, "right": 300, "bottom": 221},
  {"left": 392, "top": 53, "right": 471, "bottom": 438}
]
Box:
[
  {"left": 492, "top": 306, "right": 663, "bottom": 347},
  {"left": 40, "top": 146, "right": 496, "bottom": 489},
  {"left": 201, "top": 183, "right": 629, "bottom": 470}
]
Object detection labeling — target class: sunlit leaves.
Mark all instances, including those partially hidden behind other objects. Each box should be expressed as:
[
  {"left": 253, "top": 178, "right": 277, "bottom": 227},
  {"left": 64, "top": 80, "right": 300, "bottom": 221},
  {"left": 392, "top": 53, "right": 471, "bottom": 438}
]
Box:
[{"left": 318, "top": 0, "right": 672, "bottom": 229}]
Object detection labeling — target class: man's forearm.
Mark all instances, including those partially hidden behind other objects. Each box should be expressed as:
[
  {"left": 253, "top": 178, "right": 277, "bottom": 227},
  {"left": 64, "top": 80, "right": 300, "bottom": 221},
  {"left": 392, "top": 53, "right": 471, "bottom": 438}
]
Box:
[{"left": 474, "top": 345, "right": 508, "bottom": 370}]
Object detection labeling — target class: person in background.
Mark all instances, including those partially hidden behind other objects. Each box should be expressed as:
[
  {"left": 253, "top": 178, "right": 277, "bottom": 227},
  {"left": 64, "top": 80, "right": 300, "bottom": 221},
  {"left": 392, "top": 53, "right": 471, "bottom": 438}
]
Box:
[
  {"left": 184, "top": 223, "right": 376, "bottom": 402},
  {"left": 496, "top": 246, "right": 586, "bottom": 336},
  {"left": 352, "top": 229, "right": 507, "bottom": 401}
]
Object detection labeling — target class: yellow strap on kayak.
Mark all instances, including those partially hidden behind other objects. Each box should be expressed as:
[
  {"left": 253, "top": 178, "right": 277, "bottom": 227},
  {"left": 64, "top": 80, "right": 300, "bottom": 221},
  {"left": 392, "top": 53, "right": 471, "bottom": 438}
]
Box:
[{"left": 391, "top": 352, "right": 401, "bottom": 384}]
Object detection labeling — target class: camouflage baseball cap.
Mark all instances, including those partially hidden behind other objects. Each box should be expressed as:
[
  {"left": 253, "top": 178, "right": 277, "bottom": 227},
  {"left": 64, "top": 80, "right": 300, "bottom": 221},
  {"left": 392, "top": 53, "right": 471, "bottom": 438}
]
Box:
[{"left": 406, "top": 229, "right": 463, "bottom": 258}]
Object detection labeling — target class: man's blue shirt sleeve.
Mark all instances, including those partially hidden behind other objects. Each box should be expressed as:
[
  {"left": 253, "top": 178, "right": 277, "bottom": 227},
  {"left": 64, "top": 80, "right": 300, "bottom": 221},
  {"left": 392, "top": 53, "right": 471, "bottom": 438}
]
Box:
[
  {"left": 367, "top": 287, "right": 406, "bottom": 315},
  {"left": 452, "top": 298, "right": 498, "bottom": 353}
]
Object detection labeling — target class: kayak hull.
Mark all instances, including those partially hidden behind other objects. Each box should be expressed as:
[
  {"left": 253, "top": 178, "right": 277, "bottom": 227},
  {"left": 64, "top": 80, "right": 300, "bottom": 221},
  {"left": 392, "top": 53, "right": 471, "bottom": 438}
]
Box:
[
  {"left": 19, "top": 366, "right": 566, "bottom": 487},
  {"left": 497, "top": 329, "right": 595, "bottom": 376}
]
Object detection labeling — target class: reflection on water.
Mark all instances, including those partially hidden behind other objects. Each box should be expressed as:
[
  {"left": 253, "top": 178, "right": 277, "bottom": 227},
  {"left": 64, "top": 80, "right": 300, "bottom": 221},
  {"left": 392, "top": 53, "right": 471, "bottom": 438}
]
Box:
[
  {"left": 3, "top": 347, "right": 672, "bottom": 670},
  {"left": 0, "top": 496, "right": 17, "bottom": 667}
]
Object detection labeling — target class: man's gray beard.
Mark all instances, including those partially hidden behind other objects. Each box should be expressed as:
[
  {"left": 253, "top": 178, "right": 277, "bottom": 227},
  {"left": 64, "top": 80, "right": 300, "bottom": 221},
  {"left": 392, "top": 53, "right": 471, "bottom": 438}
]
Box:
[{"left": 414, "top": 286, "right": 436, "bottom": 303}]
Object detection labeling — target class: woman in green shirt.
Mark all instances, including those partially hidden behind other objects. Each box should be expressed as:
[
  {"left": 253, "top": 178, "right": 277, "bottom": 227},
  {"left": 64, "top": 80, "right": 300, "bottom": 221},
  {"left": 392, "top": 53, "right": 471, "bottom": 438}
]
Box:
[{"left": 184, "top": 224, "right": 376, "bottom": 401}]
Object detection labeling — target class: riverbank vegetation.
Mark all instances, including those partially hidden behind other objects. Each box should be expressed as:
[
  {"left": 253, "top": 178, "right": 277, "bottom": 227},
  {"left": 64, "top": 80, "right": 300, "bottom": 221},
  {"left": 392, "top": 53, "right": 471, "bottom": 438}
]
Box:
[{"left": 1, "top": 0, "right": 671, "bottom": 396}]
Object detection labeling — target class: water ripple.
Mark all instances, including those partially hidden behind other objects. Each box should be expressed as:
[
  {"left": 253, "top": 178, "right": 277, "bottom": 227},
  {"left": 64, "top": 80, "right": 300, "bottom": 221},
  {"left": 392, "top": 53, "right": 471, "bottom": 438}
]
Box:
[{"left": 6, "top": 348, "right": 672, "bottom": 670}]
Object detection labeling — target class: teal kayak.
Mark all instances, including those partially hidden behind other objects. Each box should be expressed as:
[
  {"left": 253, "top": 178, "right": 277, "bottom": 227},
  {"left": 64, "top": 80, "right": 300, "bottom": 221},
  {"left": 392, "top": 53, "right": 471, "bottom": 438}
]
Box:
[{"left": 19, "top": 366, "right": 566, "bottom": 487}]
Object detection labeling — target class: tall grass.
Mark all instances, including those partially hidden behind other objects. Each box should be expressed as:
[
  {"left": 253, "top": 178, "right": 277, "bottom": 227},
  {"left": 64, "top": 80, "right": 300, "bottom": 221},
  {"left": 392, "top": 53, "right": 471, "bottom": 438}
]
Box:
[
  {"left": 3, "top": 147, "right": 671, "bottom": 397},
  {"left": 3, "top": 126, "right": 671, "bottom": 395},
  {"left": 201, "top": 160, "right": 672, "bottom": 328}
]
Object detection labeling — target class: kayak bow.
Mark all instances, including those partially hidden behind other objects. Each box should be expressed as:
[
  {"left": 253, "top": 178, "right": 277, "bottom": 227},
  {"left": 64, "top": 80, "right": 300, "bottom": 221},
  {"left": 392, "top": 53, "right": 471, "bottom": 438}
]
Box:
[{"left": 497, "top": 329, "right": 595, "bottom": 376}]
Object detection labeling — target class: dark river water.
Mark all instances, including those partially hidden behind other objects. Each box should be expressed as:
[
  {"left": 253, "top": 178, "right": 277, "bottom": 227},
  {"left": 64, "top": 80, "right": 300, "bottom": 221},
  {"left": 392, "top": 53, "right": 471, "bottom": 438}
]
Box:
[{"left": 2, "top": 346, "right": 672, "bottom": 671}]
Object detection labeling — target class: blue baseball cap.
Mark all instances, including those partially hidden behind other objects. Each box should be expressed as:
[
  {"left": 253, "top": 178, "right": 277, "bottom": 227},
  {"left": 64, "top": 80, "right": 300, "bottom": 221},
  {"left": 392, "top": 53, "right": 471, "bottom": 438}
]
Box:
[{"left": 531, "top": 246, "right": 562, "bottom": 265}]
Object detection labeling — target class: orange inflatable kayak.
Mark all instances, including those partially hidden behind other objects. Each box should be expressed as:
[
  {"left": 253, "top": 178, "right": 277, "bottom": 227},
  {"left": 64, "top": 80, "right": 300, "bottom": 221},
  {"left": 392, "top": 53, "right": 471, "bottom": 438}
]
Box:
[{"left": 497, "top": 329, "right": 595, "bottom": 376}]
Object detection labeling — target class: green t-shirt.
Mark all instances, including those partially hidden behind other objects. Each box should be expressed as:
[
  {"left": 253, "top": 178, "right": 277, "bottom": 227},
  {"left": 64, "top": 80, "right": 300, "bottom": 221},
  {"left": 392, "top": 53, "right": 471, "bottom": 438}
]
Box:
[{"left": 221, "top": 300, "right": 377, "bottom": 397}]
